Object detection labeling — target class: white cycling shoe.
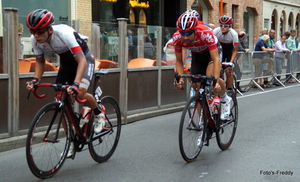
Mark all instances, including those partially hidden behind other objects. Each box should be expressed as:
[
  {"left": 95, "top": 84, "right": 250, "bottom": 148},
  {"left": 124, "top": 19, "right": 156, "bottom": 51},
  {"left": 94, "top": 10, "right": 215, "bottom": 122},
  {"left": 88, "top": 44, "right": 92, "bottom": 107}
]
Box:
[
  {"left": 94, "top": 113, "right": 106, "bottom": 133},
  {"left": 220, "top": 97, "right": 233, "bottom": 120}
]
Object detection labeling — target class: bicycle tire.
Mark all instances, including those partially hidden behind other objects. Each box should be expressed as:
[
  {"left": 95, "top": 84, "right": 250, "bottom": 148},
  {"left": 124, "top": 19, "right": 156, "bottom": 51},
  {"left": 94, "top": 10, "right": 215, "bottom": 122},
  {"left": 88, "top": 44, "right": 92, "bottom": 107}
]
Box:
[
  {"left": 179, "top": 95, "right": 207, "bottom": 162},
  {"left": 216, "top": 76, "right": 238, "bottom": 150},
  {"left": 88, "top": 96, "right": 122, "bottom": 163},
  {"left": 26, "top": 102, "right": 71, "bottom": 179}
]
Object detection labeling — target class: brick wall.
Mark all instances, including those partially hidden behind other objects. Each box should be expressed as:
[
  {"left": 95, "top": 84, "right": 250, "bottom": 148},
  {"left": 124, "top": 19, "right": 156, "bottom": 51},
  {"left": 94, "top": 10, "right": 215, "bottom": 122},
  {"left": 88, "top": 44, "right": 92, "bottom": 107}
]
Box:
[
  {"left": 203, "top": 0, "right": 263, "bottom": 44},
  {"left": 76, "top": 0, "right": 92, "bottom": 40},
  {"left": 75, "top": 0, "right": 263, "bottom": 45}
]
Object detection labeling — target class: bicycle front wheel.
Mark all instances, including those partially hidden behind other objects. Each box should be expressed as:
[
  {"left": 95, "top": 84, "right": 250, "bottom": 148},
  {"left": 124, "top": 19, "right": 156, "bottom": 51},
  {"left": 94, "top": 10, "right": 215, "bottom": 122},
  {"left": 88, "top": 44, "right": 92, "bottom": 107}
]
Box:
[
  {"left": 216, "top": 89, "right": 238, "bottom": 150},
  {"left": 88, "top": 96, "right": 122, "bottom": 163},
  {"left": 179, "top": 95, "right": 207, "bottom": 162},
  {"left": 26, "top": 102, "right": 70, "bottom": 179}
]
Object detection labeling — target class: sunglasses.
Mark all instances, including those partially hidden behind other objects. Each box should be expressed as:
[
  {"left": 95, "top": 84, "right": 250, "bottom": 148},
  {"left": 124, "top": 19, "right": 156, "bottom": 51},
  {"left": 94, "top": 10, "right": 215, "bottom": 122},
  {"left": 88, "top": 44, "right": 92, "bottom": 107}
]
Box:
[
  {"left": 180, "top": 31, "right": 194, "bottom": 36},
  {"left": 29, "top": 28, "right": 48, "bottom": 35},
  {"left": 220, "top": 24, "right": 230, "bottom": 28}
]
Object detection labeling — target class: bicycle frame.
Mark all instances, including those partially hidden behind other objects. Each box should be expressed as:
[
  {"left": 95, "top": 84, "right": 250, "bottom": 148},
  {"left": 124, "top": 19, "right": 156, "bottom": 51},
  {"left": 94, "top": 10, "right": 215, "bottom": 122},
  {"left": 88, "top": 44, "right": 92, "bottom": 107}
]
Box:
[{"left": 32, "top": 83, "right": 89, "bottom": 143}]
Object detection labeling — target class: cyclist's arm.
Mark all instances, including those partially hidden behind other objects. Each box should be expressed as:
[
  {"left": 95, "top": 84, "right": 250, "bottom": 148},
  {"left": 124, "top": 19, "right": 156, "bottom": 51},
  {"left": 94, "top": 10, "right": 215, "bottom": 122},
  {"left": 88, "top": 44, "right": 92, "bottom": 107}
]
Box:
[
  {"left": 34, "top": 57, "right": 46, "bottom": 80},
  {"left": 175, "top": 47, "right": 184, "bottom": 75},
  {"left": 210, "top": 48, "right": 220, "bottom": 80},
  {"left": 230, "top": 47, "right": 238, "bottom": 62},
  {"left": 73, "top": 55, "right": 87, "bottom": 84}
]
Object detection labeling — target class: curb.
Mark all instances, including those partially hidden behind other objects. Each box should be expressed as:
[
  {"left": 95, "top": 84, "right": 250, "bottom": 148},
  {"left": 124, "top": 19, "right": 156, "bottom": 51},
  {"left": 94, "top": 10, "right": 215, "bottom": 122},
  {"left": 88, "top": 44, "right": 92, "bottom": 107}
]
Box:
[{"left": 0, "top": 106, "right": 184, "bottom": 153}]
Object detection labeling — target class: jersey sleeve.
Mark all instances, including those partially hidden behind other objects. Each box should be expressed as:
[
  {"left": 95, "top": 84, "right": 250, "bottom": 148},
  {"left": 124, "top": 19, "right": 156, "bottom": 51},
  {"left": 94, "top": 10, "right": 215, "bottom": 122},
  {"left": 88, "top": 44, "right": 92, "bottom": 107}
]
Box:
[
  {"left": 232, "top": 30, "right": 239, "bottom": 48},
  {"left": 172, "top": 31, "right": 183, "bottom": 53},
  {"left": 56, "top": 25, "right": 84, "bottom": 57},
  {"left": 201, "top": 30, "right": 218, "bottom": 51}
]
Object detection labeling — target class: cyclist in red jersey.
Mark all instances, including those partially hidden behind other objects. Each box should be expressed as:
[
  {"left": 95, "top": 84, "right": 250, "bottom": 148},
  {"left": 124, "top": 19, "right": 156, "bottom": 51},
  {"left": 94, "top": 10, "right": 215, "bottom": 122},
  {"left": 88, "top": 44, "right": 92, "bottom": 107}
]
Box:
[
  {"left": 213, "top": 15, "right": 239, "bottom": 90},
  {"left": 25, "top": 9, "right": 106, "bottom": 156},
  {"left": 173, "top": 13, "right": 232, "bottom": 120}
]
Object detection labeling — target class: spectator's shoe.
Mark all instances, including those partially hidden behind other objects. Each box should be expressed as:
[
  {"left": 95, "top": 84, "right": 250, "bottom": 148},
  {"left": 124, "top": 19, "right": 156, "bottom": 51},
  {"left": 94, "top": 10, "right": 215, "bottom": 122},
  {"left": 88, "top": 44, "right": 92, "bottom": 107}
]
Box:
[
  {"left": 273, "top": 82, "right": 281, "bottom": 86},
  {"left": 220, "top": 97, "right": 233, "bottom": 120},
  {"left": 67, "top": 142, "right": 74, "bottom": 158},
  {"left": 237, "top": 87, "right": 246, "bottom": 93},
  {"left": 94, "top": 113, "right": 106, "bottom": 133}
]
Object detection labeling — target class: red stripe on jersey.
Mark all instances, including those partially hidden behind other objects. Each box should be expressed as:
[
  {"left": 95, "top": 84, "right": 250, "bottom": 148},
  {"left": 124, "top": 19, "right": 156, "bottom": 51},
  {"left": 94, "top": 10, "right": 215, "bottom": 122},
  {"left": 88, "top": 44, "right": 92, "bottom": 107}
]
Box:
[
  {"left": 234, "top": 42, "right": 239, "bottom": 46},
  {"left": 71, "top": 46, "right": 82, "bottom": 54}
]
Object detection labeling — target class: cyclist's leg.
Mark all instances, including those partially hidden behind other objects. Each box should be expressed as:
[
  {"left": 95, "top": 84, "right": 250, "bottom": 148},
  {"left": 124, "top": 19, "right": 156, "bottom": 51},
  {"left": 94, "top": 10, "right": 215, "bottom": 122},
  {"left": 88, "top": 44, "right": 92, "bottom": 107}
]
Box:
[
  {"left": 77, "top": 52, "right": 99, "bottom": 110},
  {"left": 205, "top": 61, "right": 226, "bottom": 96},
  {"left": 225, "top": 67, "right": 234, "bottom": 89},
  {"left": 222, "top": 50, "right": 234, "bottom": 89}
]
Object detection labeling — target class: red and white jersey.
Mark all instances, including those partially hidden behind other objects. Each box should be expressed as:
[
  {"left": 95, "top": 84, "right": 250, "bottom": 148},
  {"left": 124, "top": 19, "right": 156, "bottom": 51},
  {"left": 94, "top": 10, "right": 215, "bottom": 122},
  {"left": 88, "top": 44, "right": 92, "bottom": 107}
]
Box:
[
  {"left": 172, "top": 24, "right": 218, "bottom": 54},
  {"left": 213, "top": 27, "right": 239, "bottom": 49},
  {"left": 31, "top": 24, "right": 88, "bottom": 59}
]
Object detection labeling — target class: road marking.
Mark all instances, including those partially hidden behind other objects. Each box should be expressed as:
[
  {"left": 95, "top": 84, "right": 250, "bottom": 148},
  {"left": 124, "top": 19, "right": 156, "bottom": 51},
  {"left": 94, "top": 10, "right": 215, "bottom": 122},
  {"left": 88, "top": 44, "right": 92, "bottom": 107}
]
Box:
[{"left": 237, "top": 84, "right": 300, "bottom": 99}]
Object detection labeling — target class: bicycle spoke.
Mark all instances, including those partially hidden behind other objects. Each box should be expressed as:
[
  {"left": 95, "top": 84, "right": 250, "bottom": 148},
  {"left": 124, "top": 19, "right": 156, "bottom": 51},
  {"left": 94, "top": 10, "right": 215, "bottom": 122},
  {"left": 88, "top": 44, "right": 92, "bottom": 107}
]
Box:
[
  {"left": 179, "top": 96, "right": 206, "bottom": 162},
  {"left": 88, "top": 96, "right": 121, "bottom": 163},
  {"left": 216, "top": 94, "right": 238, "bottom": 150},
  {"left": 26, "top": 103, "right": 70, "bottom": 179}
]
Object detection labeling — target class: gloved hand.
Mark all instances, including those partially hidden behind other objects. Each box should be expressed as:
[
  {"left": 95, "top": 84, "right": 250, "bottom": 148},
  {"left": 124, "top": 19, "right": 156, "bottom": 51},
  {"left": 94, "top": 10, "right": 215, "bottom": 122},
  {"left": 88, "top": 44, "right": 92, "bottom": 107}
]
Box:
[
  {"left": 67, "top": 82, "right": 80, "bottom": 95},
  {"left": 26, "top": 77, "right": 40, "bottom": 90}
]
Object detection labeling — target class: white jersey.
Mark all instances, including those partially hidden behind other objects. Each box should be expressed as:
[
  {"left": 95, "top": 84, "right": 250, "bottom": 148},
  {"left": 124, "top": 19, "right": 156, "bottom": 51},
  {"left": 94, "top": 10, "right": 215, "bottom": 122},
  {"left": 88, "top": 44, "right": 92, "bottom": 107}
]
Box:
[
  {"left": 213, "top": 27, "right": 239, "bottom": 50},
  {"left": 31, "top": 24, "right": 88, "bottom": 59}
]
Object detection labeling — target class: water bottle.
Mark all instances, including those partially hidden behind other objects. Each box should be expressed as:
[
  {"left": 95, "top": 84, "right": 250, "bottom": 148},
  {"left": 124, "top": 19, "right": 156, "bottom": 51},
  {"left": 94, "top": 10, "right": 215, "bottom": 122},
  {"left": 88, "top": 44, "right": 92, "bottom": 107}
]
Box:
[
  {"left": 207, "top": 98, "right": 213, "bottom": 112},
  {"left": 80, "top": 106, "right": 91, "bottom": 125},
  {"left": 212, "top": 96, "right": 220, "bottom": 114}
]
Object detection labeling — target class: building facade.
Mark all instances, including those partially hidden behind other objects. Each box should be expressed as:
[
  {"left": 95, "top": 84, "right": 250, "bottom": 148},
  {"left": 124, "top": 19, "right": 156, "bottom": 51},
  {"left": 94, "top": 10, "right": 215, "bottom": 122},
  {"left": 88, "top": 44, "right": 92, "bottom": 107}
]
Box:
[
  {"left": 189, "top": 0, "right": 263, "bottom": 49},
  {"left": 0, "top": 0, "right": 299, "bottom": 53},
  {"left": 263, "top": 0, "right": 300, "bottom": 39}
]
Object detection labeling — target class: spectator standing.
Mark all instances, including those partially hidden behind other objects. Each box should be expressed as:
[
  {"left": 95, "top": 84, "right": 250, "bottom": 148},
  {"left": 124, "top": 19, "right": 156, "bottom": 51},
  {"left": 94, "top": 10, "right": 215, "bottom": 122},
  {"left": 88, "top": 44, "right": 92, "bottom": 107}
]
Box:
[
  {"left": 144, "top": 35, "right": 155, "bottom": 59},
  {"left": 235, "top": 31, "right": 249, "bottom": 92},
  {"left": 274, "top": 35, "right": 290, "bottom": 85},
  {"left": 267, "top": 29, "right": 276, "bottom": 49},
  {"left": 253, "top": 35, "right": 275, "bottom": 87},
  {"left": 100, "top": 26, "right": 108, "bottom": 59},
  {"left": 285, "top": 29, "right": 300, "bottom": 80},
  {"left": 18, "top": 23, "right": 24, "bottom": 59}
]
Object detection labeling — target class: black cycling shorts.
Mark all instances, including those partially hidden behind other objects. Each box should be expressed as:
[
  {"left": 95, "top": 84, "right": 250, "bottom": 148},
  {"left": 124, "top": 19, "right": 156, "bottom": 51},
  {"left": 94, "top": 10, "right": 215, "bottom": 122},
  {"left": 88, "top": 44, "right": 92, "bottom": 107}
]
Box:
[{"left": 56, "top": 51, "right": 95, "bottom": 90}]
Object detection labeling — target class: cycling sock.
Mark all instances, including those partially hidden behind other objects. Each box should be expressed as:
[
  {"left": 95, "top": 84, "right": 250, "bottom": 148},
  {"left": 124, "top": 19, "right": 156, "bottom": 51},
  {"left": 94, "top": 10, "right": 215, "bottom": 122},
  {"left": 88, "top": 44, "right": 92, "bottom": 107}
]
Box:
[
  {"left": 220, "top": 93, "right": 229, "bottom": 102},
  {"left": 94, "top": 105, "right": 102, "bottom": 115},
  {"left": 227, "top": 87, "right": 233, "bottom": 90}
]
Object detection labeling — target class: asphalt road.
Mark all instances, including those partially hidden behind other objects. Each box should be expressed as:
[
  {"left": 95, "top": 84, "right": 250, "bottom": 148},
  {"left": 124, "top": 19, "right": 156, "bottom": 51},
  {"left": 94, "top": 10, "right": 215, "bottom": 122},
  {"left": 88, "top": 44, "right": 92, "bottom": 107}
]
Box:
[{"left": 1, "top": 84, "right": 300, "bottom": 182}]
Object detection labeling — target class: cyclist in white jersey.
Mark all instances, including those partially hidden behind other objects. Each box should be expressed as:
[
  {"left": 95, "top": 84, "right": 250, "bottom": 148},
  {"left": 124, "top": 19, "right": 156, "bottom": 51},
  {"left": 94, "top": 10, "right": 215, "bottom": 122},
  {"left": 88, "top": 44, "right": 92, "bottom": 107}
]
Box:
[
  {"left": 25, "top": 9, "right": 105, "bottom": 156},
  {"left": 213, "top": 15, "right": 239, "bottom": 90}
]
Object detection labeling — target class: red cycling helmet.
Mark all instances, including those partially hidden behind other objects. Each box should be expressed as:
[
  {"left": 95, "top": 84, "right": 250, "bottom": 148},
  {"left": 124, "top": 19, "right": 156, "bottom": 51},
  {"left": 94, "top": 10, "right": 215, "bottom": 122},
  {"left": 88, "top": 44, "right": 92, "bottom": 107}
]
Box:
[
  {"left": 26, "top": 9, "right": 54, "bottom": 29},
  {"left": 219, "top": 15, "right": 233, "bottom": 25},
  {"left": 176, "top": 13, "right": 198, "bottom": 32}
]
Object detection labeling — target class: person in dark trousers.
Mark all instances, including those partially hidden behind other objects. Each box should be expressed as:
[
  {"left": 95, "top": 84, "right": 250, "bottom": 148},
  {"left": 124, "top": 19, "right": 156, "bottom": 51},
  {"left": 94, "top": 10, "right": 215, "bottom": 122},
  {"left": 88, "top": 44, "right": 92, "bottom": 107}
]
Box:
[{"left": 235, "top": 31, "right": 250, "bottom": 92}]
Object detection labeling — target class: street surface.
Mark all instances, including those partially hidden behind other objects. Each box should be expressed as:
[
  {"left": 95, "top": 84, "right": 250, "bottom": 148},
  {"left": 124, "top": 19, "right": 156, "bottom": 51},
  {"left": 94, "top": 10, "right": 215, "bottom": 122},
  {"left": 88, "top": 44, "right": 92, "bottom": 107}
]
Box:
[{"left": 1, "top": 84, "right": 300, "bottom": 182}]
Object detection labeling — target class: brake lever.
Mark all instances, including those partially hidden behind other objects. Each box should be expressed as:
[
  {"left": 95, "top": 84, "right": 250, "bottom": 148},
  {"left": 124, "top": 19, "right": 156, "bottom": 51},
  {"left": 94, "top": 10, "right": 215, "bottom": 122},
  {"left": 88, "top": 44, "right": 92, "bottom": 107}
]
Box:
[{"left": 26, "top": 90, "right": 31, "bottom": 101}]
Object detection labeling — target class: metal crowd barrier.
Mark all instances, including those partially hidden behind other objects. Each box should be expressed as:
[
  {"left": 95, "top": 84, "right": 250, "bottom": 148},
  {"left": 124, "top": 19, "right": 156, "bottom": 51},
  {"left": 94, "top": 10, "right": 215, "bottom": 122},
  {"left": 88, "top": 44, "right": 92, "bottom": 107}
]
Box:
[{"left": 235, "top": 50, "right": 300, "bottom": 92}]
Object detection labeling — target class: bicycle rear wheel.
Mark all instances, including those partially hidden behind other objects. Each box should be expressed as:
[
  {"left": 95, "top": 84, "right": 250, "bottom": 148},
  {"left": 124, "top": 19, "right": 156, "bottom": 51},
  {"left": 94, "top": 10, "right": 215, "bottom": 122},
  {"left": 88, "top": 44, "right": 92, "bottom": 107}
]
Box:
[
  {"left": 179, "top": 95, "right": 207, "bottom": 162},
  {"left": 26, "top": 102, "right": 70, "bottom": 179},
  {"left": 216, "top": 88, "right": 238, "bottom": 150},
  {"left": 88, "top": 96, "right": 121, "bottom": 163}
]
